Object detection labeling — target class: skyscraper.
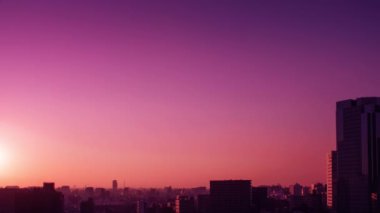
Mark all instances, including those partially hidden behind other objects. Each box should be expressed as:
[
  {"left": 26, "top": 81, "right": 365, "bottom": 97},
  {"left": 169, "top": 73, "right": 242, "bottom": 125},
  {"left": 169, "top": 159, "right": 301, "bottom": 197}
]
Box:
[
  {"left": 336, "top": 97, "right": 380, "bottom": 213},
  {"left": 326, "top": 151, "right": 337, "bottom": 209}
]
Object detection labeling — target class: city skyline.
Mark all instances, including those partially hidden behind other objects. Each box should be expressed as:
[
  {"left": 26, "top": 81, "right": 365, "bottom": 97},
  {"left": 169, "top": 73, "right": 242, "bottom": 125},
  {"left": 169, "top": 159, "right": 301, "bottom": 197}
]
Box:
[{"left": 1, "top": 0, "right": 380, "bottom": 188}]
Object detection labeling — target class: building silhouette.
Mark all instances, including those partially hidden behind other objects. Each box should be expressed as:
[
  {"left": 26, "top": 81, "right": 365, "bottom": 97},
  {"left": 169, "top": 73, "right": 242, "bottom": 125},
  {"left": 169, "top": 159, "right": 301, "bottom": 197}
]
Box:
[
  {"left": 175, "top": 195, "right": 195, "bottom": 213},
  {"left": 0, "top": 183, "right": 63, "bottom": 213},
  {"left": 80, "top": 198, "right": 95, "bottom": 213},
  {"left": 196, "top": 194, "right": 210, "bottom": 213},
  {"left": 289, "top": 183, "right": 302, "bottom": 196},
  {"left": 209, "top": 180, "right": 251, "bottom": 213},
  {"left": 112, "top": 180, "right": 118, "bottom": 192},
  {"left": 15, "top": 183, "right": 63, "bottom": 213},
  {"left": 136, "top": 200, "right": 146, "bottom": 213},
  {"left": 0, "top": 187, "right": 18, "bottom": 213},
  {"left": 336, "top": 97, "right": 380, "bottom": 213},
  {"left": 251, "top": 186, "right": 268, "bottom": 212}
]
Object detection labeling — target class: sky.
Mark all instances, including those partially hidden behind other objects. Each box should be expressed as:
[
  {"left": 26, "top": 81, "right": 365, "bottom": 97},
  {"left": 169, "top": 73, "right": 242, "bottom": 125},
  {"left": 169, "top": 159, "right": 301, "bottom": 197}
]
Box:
[{"left": 0, "top": 0, "right": 380, "bottom": 188}]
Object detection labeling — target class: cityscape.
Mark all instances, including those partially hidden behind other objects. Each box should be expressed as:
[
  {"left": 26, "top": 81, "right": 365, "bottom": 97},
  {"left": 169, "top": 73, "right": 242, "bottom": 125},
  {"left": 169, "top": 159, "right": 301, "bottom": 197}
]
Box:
[
  {"left": 1, "top": 1, "right": 380, "bottom": 213},
  {"left": 0, "top": 97, "right": 379, "bottom": 212}
]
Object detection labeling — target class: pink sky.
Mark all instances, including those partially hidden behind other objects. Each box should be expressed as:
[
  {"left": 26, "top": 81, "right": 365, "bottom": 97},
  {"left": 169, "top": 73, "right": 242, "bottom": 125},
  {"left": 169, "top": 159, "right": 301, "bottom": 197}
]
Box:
[{"left": 0, "top": 1, "right": 380, "bottom": 188}]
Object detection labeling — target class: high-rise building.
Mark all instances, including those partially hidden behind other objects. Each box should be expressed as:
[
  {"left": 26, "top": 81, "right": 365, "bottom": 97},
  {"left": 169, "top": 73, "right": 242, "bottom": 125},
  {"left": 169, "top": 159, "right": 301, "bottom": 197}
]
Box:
[
  {"left": 327, "top": 150, "right": 337, "bottom": 209},
  {"left": 336, "top": 97, "right": 380, "bottom": 213},
  {"left": 210, "top": 180, "right": 251, "bottom": 213}
]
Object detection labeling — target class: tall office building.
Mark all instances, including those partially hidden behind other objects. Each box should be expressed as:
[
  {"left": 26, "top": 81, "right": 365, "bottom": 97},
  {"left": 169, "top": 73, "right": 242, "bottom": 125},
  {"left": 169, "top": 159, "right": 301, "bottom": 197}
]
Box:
[
  {"left": 327, "top": 151, "right": 337, "bottom": 209},
  {"left": 336, "top": 97, "right": 380, "bottom": 213},
  {"left": 210, "top": 180, "right": 251, "bottom": 213}
]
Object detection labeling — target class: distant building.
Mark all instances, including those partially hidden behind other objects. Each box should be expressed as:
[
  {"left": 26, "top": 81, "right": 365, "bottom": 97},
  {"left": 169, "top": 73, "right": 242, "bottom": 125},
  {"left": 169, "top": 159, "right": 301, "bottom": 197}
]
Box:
[
  {"left": 5, "top": 186, "right": 20, "bottom": 189},
  {"left": 112, "top": 180, "right": 118, "bottom": 192},
  {"left": 327, "top": 151, "right": 337, "bottom": 209},
  {"left": 336, "top": 97, "right": 380, "bottom": 213},
  {"left": 311, "top": 183, "right": 325, "bottom": 195},
  {"left": 80, "top": 198, "right": 95, "bottom": 213},
  {"left": 190, "top": 187, "right": 208, "bottom": 196},
  {"left": 302, "top": 186, "right": 311, "bottom": 196},
  {"left": 210, "top": 180, "right": 251, "bottom": 213},
  {"left": 136, "top": 200, "right": 146, "bottom": 213},
  {"left": 289, "top": 193, "right": 324, "bottom": 212},
  {"left": 58, "top": 186, "right": 70, "bottom": 194},
  {"left": 122, "top": 187, "right": 129, "bottom": 197},
  {"left": 289, "top": 183, "right": 302, "bottom": 196},
  {"left": 85, "top": 187, "right": 94, "bottom": 198},
  {"left": 43, "top": 182, "right": 55, "bottom": 191},
  {"left": 95, "top": 187, "right": 107, "bottom": 199},
  {"left": 175, "top": 195, "right": 195, "bottom": 213}
]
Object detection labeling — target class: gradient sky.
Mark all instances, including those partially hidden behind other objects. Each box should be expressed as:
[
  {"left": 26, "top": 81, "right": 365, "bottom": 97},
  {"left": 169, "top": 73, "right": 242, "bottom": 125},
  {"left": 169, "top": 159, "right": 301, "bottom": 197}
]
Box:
[{"left": 0, "top": 0, "right": 380, "bottom": 188}]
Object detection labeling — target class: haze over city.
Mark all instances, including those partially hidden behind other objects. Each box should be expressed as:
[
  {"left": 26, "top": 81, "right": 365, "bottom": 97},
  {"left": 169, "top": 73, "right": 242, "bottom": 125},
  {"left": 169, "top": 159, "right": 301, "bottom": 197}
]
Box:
[{"left": 0, "top": 0, "right": 379, "bottom": 189}]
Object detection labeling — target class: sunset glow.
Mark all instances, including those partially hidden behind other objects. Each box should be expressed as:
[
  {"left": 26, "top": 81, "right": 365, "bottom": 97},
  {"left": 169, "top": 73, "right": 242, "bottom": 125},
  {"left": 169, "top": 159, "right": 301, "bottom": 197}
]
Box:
[
  {"left": 0, "top": 0, "right": 379, "bottom": 188},
  {"left": 0, "top": 144, "right": 10, "bottom": 173}
]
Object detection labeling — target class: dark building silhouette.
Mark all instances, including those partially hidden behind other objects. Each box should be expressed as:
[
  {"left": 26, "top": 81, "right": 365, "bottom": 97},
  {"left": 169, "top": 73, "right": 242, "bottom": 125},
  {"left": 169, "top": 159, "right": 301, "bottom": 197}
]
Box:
[
  {"left": 210, "top": 180, "right": 251, "bottom": 213},
  {"left": 43, "top": 182, "right": 55, "bottom": 191},
  {"left": 288, "top": 193, "right": 325, "bottom": 213},
  {"left": 142, "top": 203, "right": 175, "bottom": 213},
  {"left": 251, "top": 187, "right": 268, "bottom": 212},
  {"left": 197, "top": 194, "right": 210, "bottom": 213},
  {"left": 336, "top": 97, "right": 380, "bottom": 213},
  {"left": 80, "top": 198, "right": 95, "bottom": 213},
  {"left": 113, "top": 180, "right": 118, "bottom": 191},
  {"left": 0, "top": 183, "right": 63, "bottom": 213},
  {"left": 175, "top": 195, "right": 195, "bottom": 213},
  {"left": 289, "top": 183, "right": 302, "bottom": 196},
  {"left": 84, "top": 187, "right": 95, "bottom": 199},
  {"left": 15, "top": 184, "right": 64, "bottom": 213},
  {"left": 0, "top": 188, "right": 17, "bottom": 213},
  {"left": 94, "top": 187, "right": 107, "bottom": 200},
  {"left": 58, "top": 185, "right": 71, "bottom": 194},
  {"left": 136, "top": 200, "right": 146, "bottom": 213}
]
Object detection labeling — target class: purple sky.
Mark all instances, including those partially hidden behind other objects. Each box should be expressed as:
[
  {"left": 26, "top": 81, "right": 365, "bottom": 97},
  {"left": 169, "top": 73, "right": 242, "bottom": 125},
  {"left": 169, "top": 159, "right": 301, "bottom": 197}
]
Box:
[{"left": 0, "top": 0, "right": 380, "bottom": 188}]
